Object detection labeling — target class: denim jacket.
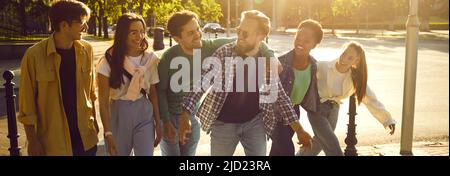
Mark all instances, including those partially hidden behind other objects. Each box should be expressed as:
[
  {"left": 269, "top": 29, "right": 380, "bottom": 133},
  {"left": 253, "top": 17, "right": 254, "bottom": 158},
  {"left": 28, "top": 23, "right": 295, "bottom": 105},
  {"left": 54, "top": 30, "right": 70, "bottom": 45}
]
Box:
[{"left": 278, "top": 50, "right": 320, "bottom": 114}]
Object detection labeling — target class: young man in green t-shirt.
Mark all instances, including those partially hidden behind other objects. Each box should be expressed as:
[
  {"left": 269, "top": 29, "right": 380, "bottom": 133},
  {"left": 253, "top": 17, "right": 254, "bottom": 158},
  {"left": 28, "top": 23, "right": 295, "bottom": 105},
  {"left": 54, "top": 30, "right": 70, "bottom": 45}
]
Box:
[{"left": 157, "top": 10, "right": 273, "bottom": 156}]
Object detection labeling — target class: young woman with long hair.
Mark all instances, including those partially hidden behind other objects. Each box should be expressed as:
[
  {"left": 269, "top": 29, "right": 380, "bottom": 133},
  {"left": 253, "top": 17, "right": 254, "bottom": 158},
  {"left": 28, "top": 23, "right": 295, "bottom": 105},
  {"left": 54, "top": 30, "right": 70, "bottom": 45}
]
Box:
[
  {"left": 97, "top": 13, "right": 161, "bottom": 156},
  {"left": 298, "top": 41, "right": 396, "bottom": 156}
]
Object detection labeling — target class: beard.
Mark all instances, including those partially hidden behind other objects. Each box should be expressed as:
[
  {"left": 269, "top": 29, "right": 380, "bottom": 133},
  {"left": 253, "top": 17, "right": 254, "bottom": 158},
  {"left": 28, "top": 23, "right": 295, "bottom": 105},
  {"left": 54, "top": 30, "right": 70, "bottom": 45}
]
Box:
[{"left": 236, "top": 41, "right": 256, "bottom": 56}]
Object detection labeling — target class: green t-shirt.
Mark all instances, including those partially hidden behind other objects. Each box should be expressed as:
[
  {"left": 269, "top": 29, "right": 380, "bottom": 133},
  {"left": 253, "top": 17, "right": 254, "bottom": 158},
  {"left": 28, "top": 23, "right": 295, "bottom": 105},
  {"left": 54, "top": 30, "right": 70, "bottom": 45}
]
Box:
[
  {"left": 290, "top": 64, "right": 311, "bottom": 105},
  {"left": 157, "top": 39, "right": 233, "bottom": 121},
  {"left": 157, "top": 38, "right": 275, "bottom": 122}
]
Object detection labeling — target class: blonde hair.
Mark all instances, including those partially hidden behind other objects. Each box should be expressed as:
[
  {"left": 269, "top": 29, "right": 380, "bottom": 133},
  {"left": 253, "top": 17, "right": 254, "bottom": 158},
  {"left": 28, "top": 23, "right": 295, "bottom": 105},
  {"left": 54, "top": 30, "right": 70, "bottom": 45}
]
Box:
[{"left": 241, "top": 10, "right": 271, "bottom": 37}]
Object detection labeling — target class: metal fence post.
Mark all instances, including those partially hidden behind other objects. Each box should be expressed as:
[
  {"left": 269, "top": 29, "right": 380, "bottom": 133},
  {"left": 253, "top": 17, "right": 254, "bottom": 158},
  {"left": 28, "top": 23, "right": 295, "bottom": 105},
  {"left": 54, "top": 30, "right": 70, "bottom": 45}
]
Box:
[
  {"left": 3, "top": 70, "right": 20, "bottom": 156},
  {"left": 344, "top": 94, "right": 358, "bottom": 156}
]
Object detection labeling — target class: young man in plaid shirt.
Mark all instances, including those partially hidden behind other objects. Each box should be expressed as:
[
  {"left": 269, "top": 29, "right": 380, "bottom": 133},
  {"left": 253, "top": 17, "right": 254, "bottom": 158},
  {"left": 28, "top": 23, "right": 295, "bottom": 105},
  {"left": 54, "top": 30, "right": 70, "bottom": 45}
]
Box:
[{"left": 179, "top": 10, "right": 313, "bottom": 156}]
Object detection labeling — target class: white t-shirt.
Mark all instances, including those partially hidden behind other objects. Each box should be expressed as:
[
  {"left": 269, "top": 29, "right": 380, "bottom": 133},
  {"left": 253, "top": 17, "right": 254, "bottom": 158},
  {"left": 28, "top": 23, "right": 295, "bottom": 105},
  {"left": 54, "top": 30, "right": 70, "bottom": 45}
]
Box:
[{"left": 97, "top": 52, "right": 160, "bottom": 100}]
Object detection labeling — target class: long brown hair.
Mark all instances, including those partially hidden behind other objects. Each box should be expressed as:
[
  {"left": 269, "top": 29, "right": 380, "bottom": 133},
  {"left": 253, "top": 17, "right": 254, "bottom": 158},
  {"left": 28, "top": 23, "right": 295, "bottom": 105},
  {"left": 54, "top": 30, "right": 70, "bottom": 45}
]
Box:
[
  {"left": 107, "top": 13, "right": 149, "bottom": 89},
  {"left": 345, "top": 41, "right": 368, "bottom": 105}
]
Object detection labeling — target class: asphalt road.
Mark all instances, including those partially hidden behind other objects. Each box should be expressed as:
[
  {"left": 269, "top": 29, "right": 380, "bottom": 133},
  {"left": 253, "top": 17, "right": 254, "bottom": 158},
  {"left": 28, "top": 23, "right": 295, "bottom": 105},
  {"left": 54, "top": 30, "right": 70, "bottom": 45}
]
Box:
[
  {"left": 1, "top": 32, "right": 448, "bottom": 155},
  {"left": 198, "top": 32, "right": 449, "bottom": 151}
]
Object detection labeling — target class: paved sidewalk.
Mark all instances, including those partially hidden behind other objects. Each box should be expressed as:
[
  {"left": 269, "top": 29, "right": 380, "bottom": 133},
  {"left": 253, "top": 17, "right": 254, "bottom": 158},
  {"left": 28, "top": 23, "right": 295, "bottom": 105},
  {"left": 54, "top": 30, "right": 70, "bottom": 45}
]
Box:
[
  {"left": 94, "top": 139, "right": 448, "bottom": 156},
  {"left": 1, "top": 32, "right": 448, "bottom": 156}
]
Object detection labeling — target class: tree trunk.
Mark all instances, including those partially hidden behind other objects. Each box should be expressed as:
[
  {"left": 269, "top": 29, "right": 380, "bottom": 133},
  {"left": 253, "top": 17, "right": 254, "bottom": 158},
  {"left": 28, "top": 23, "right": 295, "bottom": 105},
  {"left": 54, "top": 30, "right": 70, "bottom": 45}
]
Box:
[
  {"left": 420, "top": 18, "right": 430, "bottom": 31},
  {"left": 331, "top": 12, "right": 335, "bottom": 35},
  {"left": 355, "top": 13, "right": 360, "bottom": 34},
  {"left": 103, "top": 0, "right": 108, "bottom": 39},
  {"left": 88, "top": 15, "right": 97, "bottom": 35},
  {"left": 97, "top": 17, "right": 102, "bottom": 36},
  {"left": 122, "top": 4, "right": 127, "bottom": 14},
  {"left": 128, "top": 1, "right": 132, "bottom": 12},
  {"left": 419, "top": 0, "right": 432, "bottom": 32},
  {"left": 365, "top": 7, "right": 369, "bottom": 30},
  {"left": 103, "top": 17, "right": 108, "bottom": 38},
  {"left": 98, "top": 0, "right": 103, "bottom": 37},
  {"left": 139, "top": 0, "right": 144, "bottom": 16},
  {"left": 18, "top": 0, "right": 27, "bottom": 35}
]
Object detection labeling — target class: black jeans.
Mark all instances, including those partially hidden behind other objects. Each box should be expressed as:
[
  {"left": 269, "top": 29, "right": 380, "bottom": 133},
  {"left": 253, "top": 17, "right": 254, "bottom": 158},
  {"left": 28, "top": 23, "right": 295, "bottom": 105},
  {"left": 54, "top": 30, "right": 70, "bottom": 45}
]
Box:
[
  {"left": 269, "top": 123, "right": 295, "bottom": 156},
  {"left": 269, "top": 105, "right": 300, "bottom": 156},
  {"left": 73, "top": 145, "right": 97, "bottom": 156}
]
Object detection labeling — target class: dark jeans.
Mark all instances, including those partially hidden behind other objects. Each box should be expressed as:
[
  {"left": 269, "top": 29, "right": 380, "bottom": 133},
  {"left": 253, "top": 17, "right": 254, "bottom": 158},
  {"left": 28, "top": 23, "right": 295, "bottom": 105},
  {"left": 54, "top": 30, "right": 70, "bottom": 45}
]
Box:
[
  {"left": 73, "top": 145, "right": 97, "bottom": 156},
  {"left": 269, "top": 123, "right": 295, "bottom": 156},
  {"left": 269, "top": 105, "right": 300, "bottom": 156}
]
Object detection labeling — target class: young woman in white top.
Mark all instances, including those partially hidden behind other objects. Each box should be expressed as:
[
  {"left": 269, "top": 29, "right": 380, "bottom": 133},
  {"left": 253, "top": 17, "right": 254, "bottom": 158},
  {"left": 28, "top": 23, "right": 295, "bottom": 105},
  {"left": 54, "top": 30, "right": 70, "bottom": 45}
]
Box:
[
  {"left": 298, "top": 41, "right": 396, "bottom": 156},
  {"left": 97, "top": 13, "right": 161, "bottom": 156}
]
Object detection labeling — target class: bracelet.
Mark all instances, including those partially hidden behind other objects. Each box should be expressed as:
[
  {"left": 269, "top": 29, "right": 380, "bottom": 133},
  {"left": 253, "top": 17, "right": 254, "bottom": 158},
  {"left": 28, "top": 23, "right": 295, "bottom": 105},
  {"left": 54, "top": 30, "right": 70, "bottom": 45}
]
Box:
[{"left": 104, "top": 131, "right": 113, "bottom": 137}]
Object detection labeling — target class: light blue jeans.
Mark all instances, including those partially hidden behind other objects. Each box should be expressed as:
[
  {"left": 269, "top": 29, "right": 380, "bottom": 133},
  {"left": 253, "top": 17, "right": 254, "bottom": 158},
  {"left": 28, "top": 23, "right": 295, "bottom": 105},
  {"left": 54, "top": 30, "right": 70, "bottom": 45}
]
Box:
[
  {"left": 210, "top": 115, "right": 267, "bottom": 156},
  {"left": 160, "top": 114, "right": 200, "bottom": 156},
  {"left": 110, "top": 97, "right": 155, "bottom": 156},
  {"left": 297, "top": 101, "right": 344, "bottom": 156}
]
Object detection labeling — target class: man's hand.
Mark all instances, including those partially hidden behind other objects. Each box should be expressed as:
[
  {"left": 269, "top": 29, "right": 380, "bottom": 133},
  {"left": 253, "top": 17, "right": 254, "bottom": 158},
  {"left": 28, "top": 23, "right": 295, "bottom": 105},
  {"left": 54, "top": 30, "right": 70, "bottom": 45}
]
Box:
[
  {"left": 163, "top": 121, "right": 176, "bottom": 144},
  {"left": 27, "top": 138, "right": 44, "bottom": 156},
  {"left": 388, "top": 124, "right": 395, "bottom": 135},
  {"left": 24, "top": 125, "right": 44, "bottom": 156},
  {"left": 296, "top": 130, "right": 313, "bottom": 151},
  {"left": 289, "top": 121, "right": 313, "bottom": 151},
  {"left": 179, "top": 111, "right": 192, "bottom": 145},
  {"left": 105, "top": 135, "right": 118, "bottom": 156}
]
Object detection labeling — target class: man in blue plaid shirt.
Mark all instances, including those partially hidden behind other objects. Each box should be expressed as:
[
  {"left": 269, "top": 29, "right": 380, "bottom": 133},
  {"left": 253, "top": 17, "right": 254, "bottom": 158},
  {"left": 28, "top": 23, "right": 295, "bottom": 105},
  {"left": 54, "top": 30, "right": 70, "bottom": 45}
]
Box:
[{"left": 179, "top": 10, "right": 312, "bottom": 156}]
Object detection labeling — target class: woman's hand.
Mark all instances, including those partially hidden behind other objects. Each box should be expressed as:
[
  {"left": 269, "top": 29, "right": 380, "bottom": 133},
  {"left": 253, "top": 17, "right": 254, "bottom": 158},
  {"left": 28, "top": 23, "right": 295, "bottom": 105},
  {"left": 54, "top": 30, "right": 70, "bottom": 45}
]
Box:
[
  {"left": 154, "top": 122, "right": 162, "bottom": 147},
  {"left": 388, "top": 124, "right": 395, "bottom": 135},
  {"left": 163, "top": 121, "right": 176, "bottom": 144}
]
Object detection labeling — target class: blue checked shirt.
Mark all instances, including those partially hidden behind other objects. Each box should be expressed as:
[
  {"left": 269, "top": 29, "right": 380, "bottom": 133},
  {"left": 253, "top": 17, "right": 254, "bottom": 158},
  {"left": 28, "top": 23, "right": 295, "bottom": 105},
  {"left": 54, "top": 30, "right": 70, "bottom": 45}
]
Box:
[{"left": 182, "top": 43, "right": 298, "bottom": 137}]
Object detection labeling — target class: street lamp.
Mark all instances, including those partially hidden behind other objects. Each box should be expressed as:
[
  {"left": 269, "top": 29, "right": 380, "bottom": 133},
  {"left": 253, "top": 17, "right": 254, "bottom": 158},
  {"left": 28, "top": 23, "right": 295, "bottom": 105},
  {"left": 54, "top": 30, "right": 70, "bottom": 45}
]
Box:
[{"left": 400, "top": 0, "right": 420, "bottom": 156}]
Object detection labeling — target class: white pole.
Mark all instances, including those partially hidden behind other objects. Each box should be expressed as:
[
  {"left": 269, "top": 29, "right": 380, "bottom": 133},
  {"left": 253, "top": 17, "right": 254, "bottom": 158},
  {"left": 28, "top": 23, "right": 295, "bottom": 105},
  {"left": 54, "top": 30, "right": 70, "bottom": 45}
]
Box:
[
  {"left": 227, "top": 0, "right": 231, "bottom": 37},
  {"left": 400, "top": 0, "right": 420, "bottom": 155}
]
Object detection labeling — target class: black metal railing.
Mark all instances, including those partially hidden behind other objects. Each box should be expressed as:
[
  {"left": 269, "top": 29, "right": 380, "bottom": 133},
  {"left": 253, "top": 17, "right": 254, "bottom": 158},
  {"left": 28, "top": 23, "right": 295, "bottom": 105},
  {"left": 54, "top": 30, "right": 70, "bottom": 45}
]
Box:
[
  {"left": 3, "top": 70, "right": 20, "bottom": 156},
  {"left": 344, "top": 94, "right": 358, "bottom": 156}
]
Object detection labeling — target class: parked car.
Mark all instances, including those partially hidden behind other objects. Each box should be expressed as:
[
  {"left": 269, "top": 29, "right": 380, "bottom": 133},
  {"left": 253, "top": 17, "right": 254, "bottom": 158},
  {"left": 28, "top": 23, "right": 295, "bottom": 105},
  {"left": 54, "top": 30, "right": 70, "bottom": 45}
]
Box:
[{"left": 202, "top": 23, "right": 225, "bottom": 33}]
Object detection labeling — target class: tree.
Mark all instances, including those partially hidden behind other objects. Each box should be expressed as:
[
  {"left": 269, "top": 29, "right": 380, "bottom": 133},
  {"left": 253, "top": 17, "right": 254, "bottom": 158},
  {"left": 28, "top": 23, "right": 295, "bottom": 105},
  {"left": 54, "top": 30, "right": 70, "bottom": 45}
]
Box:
[
  {"left": 18, "top": 0, "right": 29, "bottom": 35},
  {"left": 331, "top": 0, "right": 361, "bottom": 33},
  {"left": 419, "top": 0, "right": 435, "bottom": 31},
  {"left": 184, "top": 0, "right": 200, "bottom": 16},
  {"left": 200, "top": 0, "right": 223, "bottom": 23},
  {"left": 153, "top": 0, "right": 184, "bottom": 26}
]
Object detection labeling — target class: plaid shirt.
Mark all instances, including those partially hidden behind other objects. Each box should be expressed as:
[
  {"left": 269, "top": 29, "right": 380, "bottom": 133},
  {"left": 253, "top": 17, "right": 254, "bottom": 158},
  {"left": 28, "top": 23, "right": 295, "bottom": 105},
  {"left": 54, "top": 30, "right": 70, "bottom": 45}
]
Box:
[{"left": 182, "top": 43, "right": 298, "bottom": 137}]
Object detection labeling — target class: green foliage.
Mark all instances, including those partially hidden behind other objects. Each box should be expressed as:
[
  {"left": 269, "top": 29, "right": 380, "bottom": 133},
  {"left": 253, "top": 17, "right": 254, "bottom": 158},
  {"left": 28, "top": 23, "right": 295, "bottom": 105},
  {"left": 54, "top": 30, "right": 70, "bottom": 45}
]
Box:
[
  {"left": 331, "top": 0, "right": 361, "bottom": 19},
  {"left": 152, "top": 0, "right": 184, "bottom": 26},
  {"left": 199, "top": 0, "right": 223, "bottom": 23},
  {"left": 150, "top": 0, "right": 223, "bottom": 26},
  {"left": 184, "top": 0, "right": 200, "bottom": 16}
]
